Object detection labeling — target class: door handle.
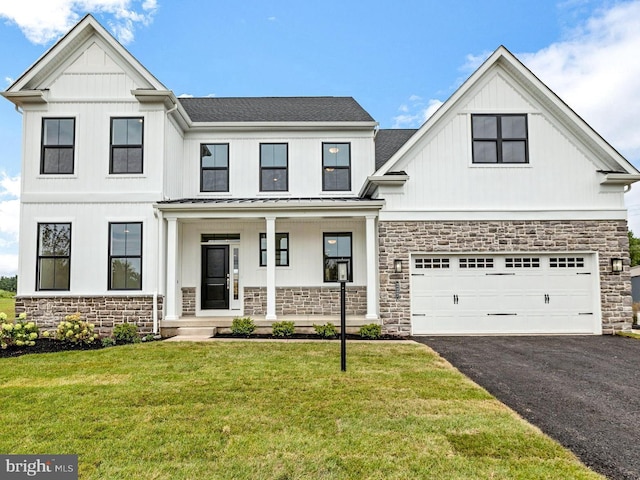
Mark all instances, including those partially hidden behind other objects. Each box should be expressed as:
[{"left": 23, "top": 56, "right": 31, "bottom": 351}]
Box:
[{"left": 226, "top": 274, "right": 230, "bottom": 290}]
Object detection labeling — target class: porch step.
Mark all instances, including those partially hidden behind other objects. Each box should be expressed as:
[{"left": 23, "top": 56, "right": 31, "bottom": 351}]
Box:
[{"left": 175, "top": 326, "right": 217, "bottom": 337}]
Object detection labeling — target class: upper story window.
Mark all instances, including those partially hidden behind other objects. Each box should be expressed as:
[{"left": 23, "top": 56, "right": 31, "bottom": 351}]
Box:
[
  {"left": 110, "top": 117, "right": 143, "bottom": 174},
  {"left": 259, "top": 233, "right": 289, "bottom": 267},
  {"left": 322, "top": 143, "right": 351, "bottom": 191},
  {"left": 201, "top": 144, "right": 229, "bottom": 192},
  {"left": 472, "top": 114, "right": 528, "bottom": 164},
  {"left": 260, "top": 143, "right": 288, "bottom": 191},
  {"left": 37, "top": 223, "right": 71, "bottom": 291},
  {"left": 41, "top": 118, "right": 75, "bottom": 174},
  {"left": 109, "top": 222, "right": 142, "bottom": 290}
]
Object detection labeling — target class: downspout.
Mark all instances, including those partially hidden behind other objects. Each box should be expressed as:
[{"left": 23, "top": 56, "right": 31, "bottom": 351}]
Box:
[{"left": 153, "top": 207, "right": 162, "bottom": 335}]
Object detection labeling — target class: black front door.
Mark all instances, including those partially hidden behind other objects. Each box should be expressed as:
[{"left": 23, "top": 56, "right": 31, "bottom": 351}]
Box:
[{"left": 201, "top": 245, "right": 229, "bottom": 309}]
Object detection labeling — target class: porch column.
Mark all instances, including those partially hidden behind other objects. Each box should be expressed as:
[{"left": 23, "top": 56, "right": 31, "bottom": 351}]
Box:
[
  {"left": 365, "top": 214, "right": 379, "bottom": 320},
  {"left": 265, "top": 216, "right": 277, "bottom": 320},
  {"left": 165, "top": 217, "right": 178, "bottom": 321}
]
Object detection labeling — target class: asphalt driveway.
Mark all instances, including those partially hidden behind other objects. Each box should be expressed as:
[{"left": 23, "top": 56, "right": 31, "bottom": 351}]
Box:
[{"left": 413, "top": 335, "right": 640, "bottom": 480}]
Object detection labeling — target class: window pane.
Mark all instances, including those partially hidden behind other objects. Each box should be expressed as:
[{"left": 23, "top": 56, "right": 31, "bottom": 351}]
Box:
[
  {"left": 277, "top": 234, "right": 288, "bottom": 249},
  {"left": 336, "top": 235, "right": 351, "bottom": 257},
  {"left": 323, "top": 143, "right": 350, "bottom": 167},
  {"left": 112, "top": 118, "right": 143, "bottom": 145},
  {"left": 502, "top": 141, "right": 527, "bottom": 163},
  {"left": 501, "top": 116, "right": 526, "bottom": 138},
  {"left": 473, "top": 141, "right": 497, "bottom": 163},
  {"left": 261, "top": 144, "right": 287, "bottom": 167},
  {"left": 57, "top": 148, "right": 74, "bottom": 173},
  {"left": 278, "top": 251, "right": 288, "bottom": 266},
  {"left": 38, "top": 258, "right": 69, "bottom": 290},
  {"left": 112, "top": 148, "right": 129, "bottom": 173},
  {"left": 39, "top": 224, "right": 71, "bottom": 256},
  {"left": 324, "top": 169, "right": 350, "bottom": 191},
  {"left": 110, "top": 224, "right": 127, "bottom": 255},
  {"left": 127, "top": 119, "right": 143, "bottom": 144},
  {"left": 202, "top": 144, "right": 228, "bottom": 168},
  {"left": 58, "top": 119, "right": 74, "bottom": 145},
  {"left": 112, "top": 119, "right": 128, "bottom": 144},
  {"left": 44, "top": 119, "right": 59, "bottom": 146},
  {"left": 324, "top": 236, "right": 338, "bottom": 257},
  {"left": 202, "top": 169, "right": 228, "bottom": 192},
  {"left": 472, "top": 116, "right": 497, "bottom": 138},
  {"left": 127, "top": 148, "right": 143, "bottom": 173},
  {"left": 110, "top": 258, "right": 142, "bottom": 289},
  {"left": 125, "top": 223, "right": 142, "bottom": 255},
  {"left": 261, "top": 168, "right": 287, "bottom": 191},
  {"left": 42, "top": 149, "right": 60, "bottom": 174}
]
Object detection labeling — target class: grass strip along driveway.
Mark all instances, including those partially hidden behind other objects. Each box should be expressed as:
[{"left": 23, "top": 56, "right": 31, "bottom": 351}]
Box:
[{"left": 1, "top": 341, "right": 602, "bottom": 479}]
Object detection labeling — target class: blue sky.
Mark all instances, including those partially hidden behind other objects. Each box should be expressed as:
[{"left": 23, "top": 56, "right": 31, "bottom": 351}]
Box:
[{"left": 1, "top": 0, "right": 640, "bottom": 275}]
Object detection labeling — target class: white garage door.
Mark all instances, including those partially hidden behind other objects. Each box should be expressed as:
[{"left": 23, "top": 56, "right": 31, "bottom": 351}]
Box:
[{"left": 411, "top": 254, "right": 601, "bottom": 335}]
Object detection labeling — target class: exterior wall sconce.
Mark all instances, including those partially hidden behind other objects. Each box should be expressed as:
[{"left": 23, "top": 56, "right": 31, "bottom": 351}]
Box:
[
  {"left": 611, "top": 258, "right": 623, "bottom": 273},
  {"left": 394, "top": 259, "right": 402, "bottom": 273}
]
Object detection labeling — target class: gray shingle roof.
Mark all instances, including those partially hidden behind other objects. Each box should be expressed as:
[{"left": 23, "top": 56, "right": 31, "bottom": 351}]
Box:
[
  {"left": 178, "top": 97, "right": 375, "bottom": 123},
  {"left": 375, "top": 129, "right": 418, "bottom": 170}
]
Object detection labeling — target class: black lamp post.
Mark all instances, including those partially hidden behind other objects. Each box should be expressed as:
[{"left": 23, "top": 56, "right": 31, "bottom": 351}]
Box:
[{"left": 337, "top": 261, "right": 348, "bottom": 372}]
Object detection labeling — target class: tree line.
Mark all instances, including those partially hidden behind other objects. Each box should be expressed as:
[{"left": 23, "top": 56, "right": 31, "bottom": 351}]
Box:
[{"left": 0, "top": 276, "right": 17, "bottom": 293}]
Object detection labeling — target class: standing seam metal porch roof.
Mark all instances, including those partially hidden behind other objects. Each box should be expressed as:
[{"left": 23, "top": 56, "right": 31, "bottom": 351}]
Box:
[{"left": 178, "top": 97, "right": 375, "bottom": 123}]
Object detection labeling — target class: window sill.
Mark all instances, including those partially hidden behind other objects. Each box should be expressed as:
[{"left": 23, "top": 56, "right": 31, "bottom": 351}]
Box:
[
  {"left": 105, "top": 174, "right": 147, "bottom": 179},
  {"left": 469, "top": 163, "right": 531, "bottom": 168},
  {"left": 37, "top": 174, "right": 78, "bottom": 179}
]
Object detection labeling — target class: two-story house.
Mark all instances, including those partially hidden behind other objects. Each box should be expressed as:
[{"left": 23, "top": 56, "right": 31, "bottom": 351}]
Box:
[{"left": 3, "top": 15, "right": 639, "bottom": 336}]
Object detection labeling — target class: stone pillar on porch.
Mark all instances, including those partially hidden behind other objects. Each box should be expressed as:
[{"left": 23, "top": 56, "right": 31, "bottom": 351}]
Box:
[
  {"left": 365, "top": 214, "right": 379, "bottom": 320},
  {"left": 265, "top": 216, "right": 277, "bottom": 320},
  {"left": 165, "top": 217, "right": 179, "bottom": 321}
]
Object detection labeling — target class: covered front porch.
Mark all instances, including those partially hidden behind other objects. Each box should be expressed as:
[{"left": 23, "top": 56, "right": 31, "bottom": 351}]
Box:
[{"left": 154, "top": 197, "right": 384, "bottom": 332}]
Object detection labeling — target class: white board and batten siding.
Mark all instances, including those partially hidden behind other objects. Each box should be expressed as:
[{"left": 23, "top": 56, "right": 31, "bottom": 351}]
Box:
[{"left": 410, "top": 253, "right": 602, "bottom": 335}]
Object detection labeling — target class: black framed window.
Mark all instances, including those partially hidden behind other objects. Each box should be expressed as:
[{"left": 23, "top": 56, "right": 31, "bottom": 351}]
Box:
[
  {"left": 37, "top": 223, "right": 71, "bottom": 290},
  {"left": 109, "top": 222, "right": 142, "bottom": 290},
  {"left": 260, "top": 233, "right": 289, "bottom": 266},
  {"left": 260, "top": 143, "right": 288, "bottom": 191},
  {"left": 41, "top": 118, "right": 75, "bottom": 174},
  {"left": 110, "top": 117, "right": 143, "bottom": 174},
  {"left": 322, "top": 143, "right": 351, "bottom": 191},
  {"left": 472, "top": 114, "right": 528, "bottom": 164},
  {"left": 201, "top": 144, "right": 229, "bottom": 192},
  {"left": 323, "top": 233, "right": 352, "bottom": 282}
]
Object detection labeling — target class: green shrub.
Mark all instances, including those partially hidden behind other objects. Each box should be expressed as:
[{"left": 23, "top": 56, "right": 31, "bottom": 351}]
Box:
[
  {"left": 0, "top": 312, "right": 38, "bottom": 349},
  {"left": 231, "top": 317, "right": 256, "bottom": 336},
  {"left": 141, "top": 333, "right": 156, "bottom": 342},
  {"left": 101, "top": 337, "right": 116, "bottom": 347},
  {"left": 313, "top": 322, "right": 338, "bottom": 338},
  {"left": 359, "top": 323, "right": 382, "bottom": 339},
  {"left": 113, "top": 322, "right": 140, "bottom": 344},
  {"left": 272, "top": 321, "right": 295, "bottom": 337},
  {"left": 54, "top": 313, "right": 100, "bottom": 344}
]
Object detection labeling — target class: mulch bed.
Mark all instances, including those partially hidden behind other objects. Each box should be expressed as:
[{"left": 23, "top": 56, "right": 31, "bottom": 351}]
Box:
[
  {"left": 0, "top": 338, "right": 104, "bottom": 358},
  {"left": 212, "top": 333, "right": 400, "bottom": 341}
]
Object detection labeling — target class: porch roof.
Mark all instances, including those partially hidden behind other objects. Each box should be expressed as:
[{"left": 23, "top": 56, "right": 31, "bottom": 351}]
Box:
[{"left": 155, "top": 197, "right": 385, "bottom": 218}]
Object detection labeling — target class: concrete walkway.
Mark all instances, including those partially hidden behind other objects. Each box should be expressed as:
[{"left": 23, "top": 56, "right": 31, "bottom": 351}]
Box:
[{"left": 414, "top": 335, "right": 640, "bottom": 480}]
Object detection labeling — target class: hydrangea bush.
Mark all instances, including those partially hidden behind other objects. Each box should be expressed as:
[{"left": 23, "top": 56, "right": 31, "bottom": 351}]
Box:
[
  {"left": 53, "top": 313, "right": 100, "bottom": 345},
  {"left": 1, "top": 312, "right": 39, "bottom": 349}
]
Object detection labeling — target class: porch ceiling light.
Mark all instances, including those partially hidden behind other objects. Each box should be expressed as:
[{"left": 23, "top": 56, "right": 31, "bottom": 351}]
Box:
[
  {"left": 329, "top": 147, "right": 340, "bottom": 154},
  {"left": 611, "top": 258, "right": 623, "bottom": 273}
]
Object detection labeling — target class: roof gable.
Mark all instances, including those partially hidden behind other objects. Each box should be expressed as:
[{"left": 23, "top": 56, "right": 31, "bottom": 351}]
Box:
[
  {"left": 374, "top": 46, "right": 639, "bottom": 178},
  {"left": 3, "top": 14, "right": 165, "bottom": 98}
]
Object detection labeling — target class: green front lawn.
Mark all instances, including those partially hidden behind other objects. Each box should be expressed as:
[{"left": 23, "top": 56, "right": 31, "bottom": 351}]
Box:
[
  {"left": 0, "top": 341, "right": 602, "bottom": 479},
  {"left": 0, "top": 294, "right": 15, "bottom": 319}
]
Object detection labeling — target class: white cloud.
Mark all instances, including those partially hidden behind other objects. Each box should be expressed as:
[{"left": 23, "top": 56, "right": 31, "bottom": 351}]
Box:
[
  {"left": 0, "top": 173, "right": 20, "bottom": 276},
  {"left": 0, "top": 0, "right": 157, "bottom": 45},
  {"left": 518, "top": 0, "right": 640, "bottom": 164},
  {"left": 392, "top": 97, "right": 443, "bottom": 128}
]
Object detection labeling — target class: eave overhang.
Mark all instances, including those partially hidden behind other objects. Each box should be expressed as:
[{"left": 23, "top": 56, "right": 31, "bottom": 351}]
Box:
[
  {"left": 599, "top": 173, "right": 640, "bottom": 186},
  {"left": 359, "top": 173, "right": 410, "bottom": 197},
  {"left": 1, "top": 90, "right": 48, "bottom": 106}
]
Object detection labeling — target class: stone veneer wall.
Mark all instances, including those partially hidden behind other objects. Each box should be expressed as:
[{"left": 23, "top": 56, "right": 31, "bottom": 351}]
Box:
[
  {"left": 244, "top": 287, "right": 367, "bottom": 316},
  {"left": 15, "top": 296, "right": 163, "bottom": 336},
  {"left": 181, "top": 287, "right": 196, "bottom": 316},
  {"left": 378, "top": 220, "right": 632, "bottom": 336}
]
